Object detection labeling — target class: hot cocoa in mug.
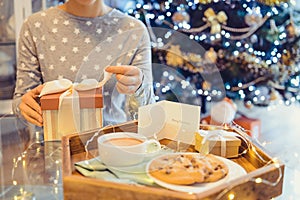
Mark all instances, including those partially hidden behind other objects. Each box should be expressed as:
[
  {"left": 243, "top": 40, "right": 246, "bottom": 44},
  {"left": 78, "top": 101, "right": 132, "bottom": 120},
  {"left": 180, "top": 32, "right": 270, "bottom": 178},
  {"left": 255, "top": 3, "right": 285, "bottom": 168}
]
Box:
[
  {"left": 98, "top": 132, "right": 161, "bottom": 167},
  {"left": 103, "top": 137, "right": 143, "bottom": 146}
]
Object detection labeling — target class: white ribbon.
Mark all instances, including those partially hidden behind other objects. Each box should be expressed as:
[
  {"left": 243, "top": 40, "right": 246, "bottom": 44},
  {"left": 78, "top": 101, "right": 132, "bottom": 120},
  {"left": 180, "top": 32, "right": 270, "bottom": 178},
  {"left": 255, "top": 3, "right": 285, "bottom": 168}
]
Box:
[
  {"left": 40, "top": 78, "right": 100, "bottom": 136},
  {"left": 199, "top": 129, "right": 241, "bottom": 157}
]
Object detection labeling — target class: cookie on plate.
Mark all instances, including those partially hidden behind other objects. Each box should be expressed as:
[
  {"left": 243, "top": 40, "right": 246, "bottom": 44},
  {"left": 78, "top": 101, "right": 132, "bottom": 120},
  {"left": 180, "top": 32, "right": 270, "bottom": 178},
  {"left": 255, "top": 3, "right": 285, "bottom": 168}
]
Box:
[{"left": 148, "top": 153, "right": 228, "bottom": 185}]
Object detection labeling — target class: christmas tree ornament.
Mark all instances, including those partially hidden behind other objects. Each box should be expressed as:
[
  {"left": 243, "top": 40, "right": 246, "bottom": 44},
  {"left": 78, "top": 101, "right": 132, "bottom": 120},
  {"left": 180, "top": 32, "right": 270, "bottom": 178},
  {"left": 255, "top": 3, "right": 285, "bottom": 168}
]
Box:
[
  {"left": 244, "top": 100, "right": 254, "bottom": 109},
  {"left": 172, "top": 7, "right": 190, "bottom": 25},
  {"left": 204, "top": 8, "right": 228, "bottom": 34},
  {"left": 266, "top": 19, "right": 280, "bottom": 42},
  {"left": 250, "top": 34, "right": 258, "bottom": 43},
  {"left": 281, "top": 50, "right": 292, "bottom": 66},
  {"left": 198, "top": 0, "right": 213, "bottom": 4},
  {"left": 245, "top": 7, "right": 263, "bottom": 27},
  {"left": 202, "top": 80, "right": 211, "bottom": 91},
  {"left": 270, "top": 88, "right": 280, "bottom": 101},
  {"left": 257, "top": 0, "right": 289, "bottom": 6},
  {"left": 211, "top": 97, "right": 237, "bottom": 124},
  {"left": 286, "top": 22, "right": 298, "bottom": 38},
  {"left": 166, "top": 45, "right": 184, "bottom": 67},
  {"left": 204, "top": 47, "right": 218, "bottom": 63}
]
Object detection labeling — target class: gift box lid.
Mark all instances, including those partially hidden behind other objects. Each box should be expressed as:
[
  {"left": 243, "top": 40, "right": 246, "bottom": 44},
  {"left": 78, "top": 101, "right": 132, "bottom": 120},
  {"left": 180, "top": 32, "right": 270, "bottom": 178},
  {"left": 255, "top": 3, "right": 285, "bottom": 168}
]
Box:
[
  {"left": 195, "top": 129, "right": 241, "bottom": 147},
  {"left": 40, "top": 87, "right": 103, "bottom": 110}
]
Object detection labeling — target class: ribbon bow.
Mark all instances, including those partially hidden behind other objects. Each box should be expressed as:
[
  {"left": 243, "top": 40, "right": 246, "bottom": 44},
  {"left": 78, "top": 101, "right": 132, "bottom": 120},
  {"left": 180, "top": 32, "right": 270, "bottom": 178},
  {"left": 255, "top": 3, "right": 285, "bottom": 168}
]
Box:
[
  {"left": 204, "top": 8, "right": 228, "bottom": 34},
  {"left": 40, "top": 78, "right": 101, "bottom": 136}
]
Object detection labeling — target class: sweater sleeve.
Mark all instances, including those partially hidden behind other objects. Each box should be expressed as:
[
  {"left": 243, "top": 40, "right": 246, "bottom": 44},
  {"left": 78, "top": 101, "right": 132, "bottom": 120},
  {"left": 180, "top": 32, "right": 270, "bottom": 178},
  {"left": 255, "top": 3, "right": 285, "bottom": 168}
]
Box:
[
  {"left": 126, "top": 22, "right": 156, "bottom": 120},
  {"left": 12, "top": 19, "right": 43, "bottom": 117}
]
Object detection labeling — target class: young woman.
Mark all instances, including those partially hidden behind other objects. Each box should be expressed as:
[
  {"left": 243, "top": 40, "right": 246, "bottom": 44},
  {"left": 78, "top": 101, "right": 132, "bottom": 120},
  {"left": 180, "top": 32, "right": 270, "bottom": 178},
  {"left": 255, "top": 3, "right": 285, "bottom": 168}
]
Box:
[{"left": 13, "top": 0, "right": 155, "bottom": 127}]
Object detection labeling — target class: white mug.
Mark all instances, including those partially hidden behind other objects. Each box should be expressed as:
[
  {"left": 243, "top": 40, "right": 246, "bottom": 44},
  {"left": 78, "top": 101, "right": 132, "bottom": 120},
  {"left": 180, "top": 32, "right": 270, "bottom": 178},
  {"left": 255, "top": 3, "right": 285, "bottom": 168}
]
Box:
[{"left": 97, "top": 132, "right": 161, "bottom": 167}]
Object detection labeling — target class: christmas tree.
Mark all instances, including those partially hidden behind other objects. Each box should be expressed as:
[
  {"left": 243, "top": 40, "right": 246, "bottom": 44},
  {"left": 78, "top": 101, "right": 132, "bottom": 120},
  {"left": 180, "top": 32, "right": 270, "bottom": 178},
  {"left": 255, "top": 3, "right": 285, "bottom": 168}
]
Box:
[{"left": 127, "top": 0, "right": 300, "bottom": 112}]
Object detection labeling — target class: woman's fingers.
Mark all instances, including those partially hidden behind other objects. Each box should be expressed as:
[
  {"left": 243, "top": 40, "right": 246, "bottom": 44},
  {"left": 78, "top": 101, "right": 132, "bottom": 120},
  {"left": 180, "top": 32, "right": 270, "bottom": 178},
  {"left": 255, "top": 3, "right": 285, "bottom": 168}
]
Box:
[
  {"left": 20, "top": 109, "right": 43, "bottom": 127},
  {"left": 19, "top": 85, "right": 44, "bottom": 126},
  {"left": 106, "top": 65, "right": 143, "bottom": 94}
]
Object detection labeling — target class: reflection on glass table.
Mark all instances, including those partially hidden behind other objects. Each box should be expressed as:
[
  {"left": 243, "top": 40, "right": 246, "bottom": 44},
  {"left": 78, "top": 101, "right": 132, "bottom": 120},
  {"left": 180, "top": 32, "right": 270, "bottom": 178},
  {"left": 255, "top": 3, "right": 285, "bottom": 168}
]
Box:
[{"left": 0, "top": 116, "right": 63, "bottom": 200}]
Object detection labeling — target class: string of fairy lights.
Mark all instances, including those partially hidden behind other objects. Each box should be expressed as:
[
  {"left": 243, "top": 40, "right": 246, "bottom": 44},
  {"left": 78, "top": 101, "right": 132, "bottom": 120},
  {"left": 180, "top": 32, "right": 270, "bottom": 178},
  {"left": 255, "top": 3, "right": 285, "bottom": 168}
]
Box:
[{"left": 128, "top": 0, "right": 300, "bottom": 109}]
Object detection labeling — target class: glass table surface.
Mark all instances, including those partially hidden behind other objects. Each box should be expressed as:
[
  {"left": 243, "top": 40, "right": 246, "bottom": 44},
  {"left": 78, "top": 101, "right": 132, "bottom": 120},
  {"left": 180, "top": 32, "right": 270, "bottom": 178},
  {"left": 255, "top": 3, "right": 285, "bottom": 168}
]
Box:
[{"left": 1, "top": 116, "right": 63, "bottom": 200}]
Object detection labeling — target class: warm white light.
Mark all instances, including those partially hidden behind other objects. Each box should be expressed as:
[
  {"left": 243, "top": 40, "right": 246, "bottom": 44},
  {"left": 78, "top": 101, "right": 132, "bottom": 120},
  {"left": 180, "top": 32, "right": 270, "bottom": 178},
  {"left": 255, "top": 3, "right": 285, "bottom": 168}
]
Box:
[
  {"left": 143, "top": 4, "right": 150, "bottom": 9},
  {"left": 255, "top": 178, "right": 263, "bottom": 183},
  {"left": 272, "top": 7, "right": 279, "bottom": 15},
  {"left": 272, "top": 57, "right": 278, "bottom": 63},
  {"left": 228, "top": 193, "right": 235, "bottom": 199},
  {"left": 291, "top": 78, "right": 299, "bottom": 87},
  {"left": 249, "top": 86, "right": 255, "bottom": 91},
  {"left": 254, "top": 90, "right": 260, "bottom": 95},
  {"left": 233, "top": 51, "right": 239, "bottom": 56}
]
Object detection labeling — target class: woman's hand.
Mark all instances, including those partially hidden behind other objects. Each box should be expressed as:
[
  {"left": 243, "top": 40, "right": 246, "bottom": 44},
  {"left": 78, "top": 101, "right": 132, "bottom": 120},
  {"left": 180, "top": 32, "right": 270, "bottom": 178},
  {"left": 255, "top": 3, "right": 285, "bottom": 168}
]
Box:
[
  {"left": 105, "top": 65, "right": 143, "bottom": 94},
  {"left": 19, "top": 85, "right": 44, "bottom": 126}
]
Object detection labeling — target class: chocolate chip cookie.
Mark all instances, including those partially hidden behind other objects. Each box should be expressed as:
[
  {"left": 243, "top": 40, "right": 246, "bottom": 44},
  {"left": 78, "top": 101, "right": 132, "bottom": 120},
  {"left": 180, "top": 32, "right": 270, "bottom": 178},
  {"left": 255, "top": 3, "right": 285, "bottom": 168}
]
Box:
[{"left": 148, "top": 153, "right": 228, "bottom": 185}]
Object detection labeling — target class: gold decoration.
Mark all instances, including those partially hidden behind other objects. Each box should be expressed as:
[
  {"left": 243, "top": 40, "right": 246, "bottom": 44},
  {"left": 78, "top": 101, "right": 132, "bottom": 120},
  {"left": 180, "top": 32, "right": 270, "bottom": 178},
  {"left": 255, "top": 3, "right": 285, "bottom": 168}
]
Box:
[
  {"left": 245, "top": 8, "right": 263, "bottom": 27},
  {"left": 204, "top": 47, "right": 218, "bottom": 63},
  {"left": 257, "top": 0, "right": 288, "bottom": 5},
  {"left": 197, "top": 0, "right": 213, "bottom": 4},
  {"left": 202, "top": 81, "right": 211, "bottom": 90},
  {"left": 166, "top": 45, "right": 184, "bottom": 67},
  {"left": 172, "top": 9, "right": 190, "bottom": 25},
  {"left": 187, "top": 53, "right": 202, "bottom": 63},
  {"left": 204, "top": 8, "right": 228, "bottom": 34},
  {"left": 270, "top": 89, "right": 278, "bottom": 101},
  {"left": 282, "top": 50, "right": 292, "bottom": 66},
  {"left": 286, "top": 22, "right": 298, "bottom": 38}
]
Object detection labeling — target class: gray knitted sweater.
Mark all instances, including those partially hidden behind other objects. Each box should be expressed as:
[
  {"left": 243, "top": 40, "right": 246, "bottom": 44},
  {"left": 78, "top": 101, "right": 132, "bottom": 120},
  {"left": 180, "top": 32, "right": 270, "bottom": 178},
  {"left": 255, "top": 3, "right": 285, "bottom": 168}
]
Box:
[{"left": 13, "top": 7, "right": 155, "bottom": 126}]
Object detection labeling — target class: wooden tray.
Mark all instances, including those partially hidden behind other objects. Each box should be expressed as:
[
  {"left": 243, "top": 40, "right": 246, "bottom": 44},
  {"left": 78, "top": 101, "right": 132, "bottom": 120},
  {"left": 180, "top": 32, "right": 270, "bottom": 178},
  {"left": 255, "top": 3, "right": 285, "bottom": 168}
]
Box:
[{"left": 62, "top": 120, "right": 284, "bottom": 200}]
